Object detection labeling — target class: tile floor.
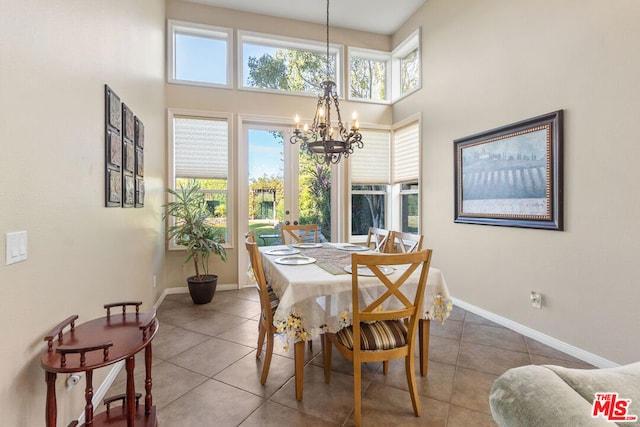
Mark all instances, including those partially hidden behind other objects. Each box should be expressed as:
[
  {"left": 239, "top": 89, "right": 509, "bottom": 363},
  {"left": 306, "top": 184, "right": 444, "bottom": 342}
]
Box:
[{"left": 107, "top": 289, "right": 593, "bottom": 426}]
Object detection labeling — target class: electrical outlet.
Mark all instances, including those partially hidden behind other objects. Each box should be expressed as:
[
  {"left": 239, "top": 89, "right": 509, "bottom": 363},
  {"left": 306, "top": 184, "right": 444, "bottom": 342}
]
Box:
[{"left": 530, "top": 291, "right": 542, "bottom": 309}]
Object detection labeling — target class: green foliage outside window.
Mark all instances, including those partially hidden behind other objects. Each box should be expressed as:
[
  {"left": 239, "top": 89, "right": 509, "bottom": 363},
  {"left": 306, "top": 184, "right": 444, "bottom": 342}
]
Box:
[
  {"left": 401, "top": 49, "right": 419, "bottom": 94},
  {"left": 350, "top": 58, "right": 386, "bottom": 101},
  {"left": 246, "top": 46, "right": 335, "bottom": 93}
]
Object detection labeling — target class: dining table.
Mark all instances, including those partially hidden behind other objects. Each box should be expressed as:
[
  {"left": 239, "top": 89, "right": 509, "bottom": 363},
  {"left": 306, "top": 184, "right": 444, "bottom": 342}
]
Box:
[{"left": 259, "top": 242, "right": 452, "bottom": 401}]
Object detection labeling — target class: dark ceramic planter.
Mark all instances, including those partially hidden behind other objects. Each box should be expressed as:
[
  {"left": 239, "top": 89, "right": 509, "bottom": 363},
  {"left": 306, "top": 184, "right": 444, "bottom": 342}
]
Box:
[{"left": 187, "top": 274, "right": 218, "bottom": 304}]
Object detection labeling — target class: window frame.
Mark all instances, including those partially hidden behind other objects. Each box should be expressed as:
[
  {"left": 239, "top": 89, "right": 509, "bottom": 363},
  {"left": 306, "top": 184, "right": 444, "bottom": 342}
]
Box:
[
  {"left": 398, "top": 182, "right": 420, "bottom": 233},
  {"left": 167, "top": 109, "right": 235, "bottom": 251},
  {"left": 390, "top": 116, "right": 421, "bottom": 233},
  {"left": 350, "top": 184, "right": 391, "bottom": 239},
  {"left": 167, "top": 20, "right": 233, "bottom": 89},
  {"left": 238, "top": 30, "right": 344, "bottom": 98},
  {"left": 347, "top": 46, "right": 391, "bottom": 104},
  {"left": 348, "top": 127, "right": 392, "bottom": 240},
  {"left": 391, "top": 28, "right": 421, "bottom": 102}
]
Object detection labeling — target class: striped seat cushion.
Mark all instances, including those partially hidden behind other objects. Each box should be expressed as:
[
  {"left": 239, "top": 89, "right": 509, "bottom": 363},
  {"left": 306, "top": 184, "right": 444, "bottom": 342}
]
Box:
[
  {"left": 335, "top": 320, "right": 408, "bottom": 351},
  {"left": 266, "top": 285, "right": 280, "bottom": 315}
]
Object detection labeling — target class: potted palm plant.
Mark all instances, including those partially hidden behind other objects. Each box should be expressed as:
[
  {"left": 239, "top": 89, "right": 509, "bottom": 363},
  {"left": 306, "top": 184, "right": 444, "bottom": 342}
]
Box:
[{"left": 164, "top": 180, "right": 227, "bottom": 304}]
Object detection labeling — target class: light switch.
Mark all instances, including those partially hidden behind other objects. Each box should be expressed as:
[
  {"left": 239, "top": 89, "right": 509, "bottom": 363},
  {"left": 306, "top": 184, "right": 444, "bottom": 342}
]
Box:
[{"left": 6, "top": 231, "right": 27, "bottom": 265}]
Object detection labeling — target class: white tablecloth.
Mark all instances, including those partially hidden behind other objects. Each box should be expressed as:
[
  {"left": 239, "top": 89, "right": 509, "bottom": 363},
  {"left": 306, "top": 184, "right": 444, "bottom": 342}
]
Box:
[{"left": 259, "top": 244, "right": 453, "bottom": 347}]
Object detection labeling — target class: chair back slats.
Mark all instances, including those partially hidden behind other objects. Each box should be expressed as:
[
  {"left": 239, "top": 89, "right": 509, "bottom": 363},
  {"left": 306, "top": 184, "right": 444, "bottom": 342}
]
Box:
[
  {"left": 280, "top": 224, "right": 319, "bottom": 245},
  {"left": 365, "top": 227, "right": 392, "bottom": 253},
  {"left": 352, "top": 250, "right": 432, "bottom": 336},
  {"left": 388, "top": 231, "right": 423, "bottom": 253}
]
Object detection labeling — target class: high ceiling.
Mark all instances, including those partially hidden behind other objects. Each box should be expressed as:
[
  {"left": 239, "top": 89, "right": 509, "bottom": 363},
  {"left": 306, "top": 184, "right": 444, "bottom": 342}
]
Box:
[{"left": 184, "top": 0, "right": 427, "bottom": 35}]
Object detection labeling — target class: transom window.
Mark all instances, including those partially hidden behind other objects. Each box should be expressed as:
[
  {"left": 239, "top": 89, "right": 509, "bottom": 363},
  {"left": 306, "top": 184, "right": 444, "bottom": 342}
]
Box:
[
  {"left": 392, "top": 29, "right": 421, "bottom": 101},
  {"left": 239, "top": 31, "right": 342, "bottom": 96},
  {"left": 348, "top": 47, "right": 389, "bottom": 102},
  {"left": 168, "top": 20, "right": 232, "bottom": 88}
]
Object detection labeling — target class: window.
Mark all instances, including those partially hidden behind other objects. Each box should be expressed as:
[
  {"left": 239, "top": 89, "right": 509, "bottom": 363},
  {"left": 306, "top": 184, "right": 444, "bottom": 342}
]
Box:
[
  {"left": 240, "top": 31, "right": 342, "bottom": 96},
  {"left": 393, "top": 120, "right": 420, "bottom": 233},
  {"left": 400, "top": 49, "right": 419, "bottom": 94},
  {"left": 169, "top": 111, "right": 232, "bottom": 247},
  {"left": 399, "top": 182, "right": 419, "bottom": 233},
  {"left": 350, "top": 129, "right": 391, "bottom": 237},
  {"left": 392, "top": 29, "right": 421, "bottom": 101},
  {"left": 348, "top": 47, "right": 389, "bottom": 102},
  {"left": 168, "top": 20, "right": 232, "bottom": 88}
]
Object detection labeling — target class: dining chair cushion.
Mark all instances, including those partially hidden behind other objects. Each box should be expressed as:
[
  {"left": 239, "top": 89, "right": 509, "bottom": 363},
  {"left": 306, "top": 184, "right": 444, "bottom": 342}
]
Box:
[
  {"left": 335, "top": 320, "right": 408, "bottom": 351},
  {"left": 266, "top": 284, "right": 280, "bottom": 315}
]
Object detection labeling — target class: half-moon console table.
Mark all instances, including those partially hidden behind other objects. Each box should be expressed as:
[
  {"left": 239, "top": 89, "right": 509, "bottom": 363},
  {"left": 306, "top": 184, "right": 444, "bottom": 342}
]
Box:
[{"left": 41, "top": 302, "right": 158, "bottom": 426}]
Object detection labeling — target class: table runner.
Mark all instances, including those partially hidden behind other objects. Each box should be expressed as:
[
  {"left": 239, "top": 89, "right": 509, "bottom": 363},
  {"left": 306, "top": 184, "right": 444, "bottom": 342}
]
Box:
[{"left": 291, "top": 244, "right": 357, "bottom": 274}]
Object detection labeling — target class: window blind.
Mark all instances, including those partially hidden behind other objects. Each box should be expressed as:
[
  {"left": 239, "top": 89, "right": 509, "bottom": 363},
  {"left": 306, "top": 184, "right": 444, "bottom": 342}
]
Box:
[
  {"left": 174, "top": 117, "right": 228, "bottom": 179},
  {"left": 351, "top": 129, "right": 391, "bottom": 184},
  {"left": 393, "top": 122, "right": 419, "bottom": 183}
]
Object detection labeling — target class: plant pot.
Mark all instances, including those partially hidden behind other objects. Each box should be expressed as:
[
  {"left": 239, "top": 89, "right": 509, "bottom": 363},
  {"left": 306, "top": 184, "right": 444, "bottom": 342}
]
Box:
[{"left": 187, "top": 274, "right": 218, "bottom": 304}]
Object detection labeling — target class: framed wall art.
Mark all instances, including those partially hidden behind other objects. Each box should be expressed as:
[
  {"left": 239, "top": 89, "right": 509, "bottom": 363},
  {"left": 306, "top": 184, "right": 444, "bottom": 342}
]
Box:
[
  {"left": 454, "top": 110, "right": 563, "bottom": 230},
  {"left": 105, "top": 85, "right": 122, "bottom": 207},
  {"left": 123, "top": 174, "right": 135, "bottom": 208},
  {"left": 105, "top": 85, "right": 144, "bottom": 209},
  {"left": 135, "top": 178, "right": 145, "bottom": 208},
  {"left": 122, "top": 103, "right": 135, "bottom": 143},
  {"left": 134, "top": 116, "right": 145, "bottom": 208},
  {"left": 107, "top": 169, "right": 121, "bottom": 205},
  {"left": 121, "top": 103, "right": 135, "bottom": 208}
]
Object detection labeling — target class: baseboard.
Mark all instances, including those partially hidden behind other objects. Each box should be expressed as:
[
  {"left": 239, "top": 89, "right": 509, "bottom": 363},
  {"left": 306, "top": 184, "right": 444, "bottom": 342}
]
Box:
[{"left": 452, "top": 297, "right": 617, "bottom": 369}]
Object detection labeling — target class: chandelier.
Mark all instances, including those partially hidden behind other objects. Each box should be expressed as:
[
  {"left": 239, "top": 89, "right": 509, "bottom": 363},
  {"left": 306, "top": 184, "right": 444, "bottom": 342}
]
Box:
[{"left": 290, "top": 0, "right": 364, "bottom": 165}]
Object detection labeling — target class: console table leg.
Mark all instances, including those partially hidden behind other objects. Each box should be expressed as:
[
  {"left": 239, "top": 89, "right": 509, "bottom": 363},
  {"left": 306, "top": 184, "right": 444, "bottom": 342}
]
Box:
[
  {"left": 144, "top": 343, "right": 153, "bottom": 414},
  {"left": 45, "top": 371, "right": 57, "bottom": 427},
  {"left": 126, "top": 357, "right": 135, "bottom": 426},
  {"left": 84, "top": 370, "right": 94, "bottom": 425}
]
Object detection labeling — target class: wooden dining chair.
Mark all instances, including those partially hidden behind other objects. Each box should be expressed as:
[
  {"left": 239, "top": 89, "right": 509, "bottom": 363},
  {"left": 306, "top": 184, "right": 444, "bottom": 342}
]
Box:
[
  {"left": 388, "top": 231, "right": 423, "bottom": 253},
  {"left": 365, "top": 227, "right": 392, "bottom": 253},
  {"left": 323, "top": 249, "right": 433, "bottom": 426},
  {"left": 280, "top": 224, "right": 319, "bottom": 245},
  {"left": 245, "top": 231, "right": 280, "bottom": 385}
]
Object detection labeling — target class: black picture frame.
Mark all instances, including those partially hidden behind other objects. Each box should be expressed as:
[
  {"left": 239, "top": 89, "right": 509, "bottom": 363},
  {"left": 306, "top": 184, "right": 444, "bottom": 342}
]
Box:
[
  {"left": 105, "top": 85, "right": 122, "bottom": 207},
  {"left": 135, "top": 117, "right": 144, "bottom": 149},
  {"left": 454, "top": 110, "right": 563, "bottom": 230}
]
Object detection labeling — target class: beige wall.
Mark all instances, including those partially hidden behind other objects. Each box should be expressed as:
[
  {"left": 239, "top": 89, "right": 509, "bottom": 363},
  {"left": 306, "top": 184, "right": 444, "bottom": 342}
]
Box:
[
  {"left": 394, "top": 0, "right": 640, "bottom": 364},
  {"left": 0, "top": 0, "right": 165, "bottom": 425}
]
